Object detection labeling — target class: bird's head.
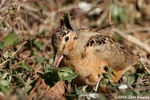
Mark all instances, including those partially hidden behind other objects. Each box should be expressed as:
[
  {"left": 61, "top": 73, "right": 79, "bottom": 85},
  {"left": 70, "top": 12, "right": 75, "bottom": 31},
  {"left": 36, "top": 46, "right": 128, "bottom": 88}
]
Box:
[{"left": 52, "top": 29, "right": 78, "bottom": 67}]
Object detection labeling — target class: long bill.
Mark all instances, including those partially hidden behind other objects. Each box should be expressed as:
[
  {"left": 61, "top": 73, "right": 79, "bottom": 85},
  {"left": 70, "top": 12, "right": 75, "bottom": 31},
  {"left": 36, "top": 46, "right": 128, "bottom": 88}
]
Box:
[{"left": 53, "top": 54, "right": 64, "bottom": 68}]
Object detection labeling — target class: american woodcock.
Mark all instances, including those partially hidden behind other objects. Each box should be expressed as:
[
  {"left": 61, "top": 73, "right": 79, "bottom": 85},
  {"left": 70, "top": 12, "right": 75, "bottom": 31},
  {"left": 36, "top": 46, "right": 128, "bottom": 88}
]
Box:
[{"left": 52, "top": 28, "right": 138, "bottom": 85}]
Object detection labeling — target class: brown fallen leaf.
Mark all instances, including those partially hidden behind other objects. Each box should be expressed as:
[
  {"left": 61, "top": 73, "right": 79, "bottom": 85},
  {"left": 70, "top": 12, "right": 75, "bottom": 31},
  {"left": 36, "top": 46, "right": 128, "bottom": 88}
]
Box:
[
  {"left": 19, "top": 50, "right": 31, "bottom": 60},
  {"left": 29, "top": 78, "right": 65, "bottom": 100},
  {"left": 44, "top": 81, "right": 65, "bottom": 100}
]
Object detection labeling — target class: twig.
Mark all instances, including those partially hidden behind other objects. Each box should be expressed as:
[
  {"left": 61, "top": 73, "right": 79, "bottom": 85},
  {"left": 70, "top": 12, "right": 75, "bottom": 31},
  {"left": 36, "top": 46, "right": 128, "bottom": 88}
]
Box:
[
  {"left": 95, "top": 23, "right": 114, "bottom": 32},
  {"left": 0, "top": 0, "right": 19, "bottom": 23},
  {"left": 12, "top": 41, "right": 27, "bottom": 57},
  {"left": 126, "top": 27, "right": 150, "bottom": 34},
  {"left": 74, "top": 1, "right": 81, "bottom": 28},
  {"left": 0, "top": 0, "right": 5, "bottom": 8},
  {"left": 113, "top": 28, "right": 150, "bottom": 54},
  {"left": 11, "top": 57, "right": 35, "bottom": 69},
  {"left": 144, "top": 65, "right": 150, "bottom": 73},
  {"left": 0, "top": 12, "right": 9, "bottom": 23},
  {"left": 94, "top": 74, "right": 102, "bottom": 92},
  {"left": 0, "top": 59, "right": 9, "bottom": 68},
  {"left": 134, "top": 86, "right": 150, "bottom": 92},
  {"left": 0, "top": 41, "right": 27, "bottom": 69},
  {"left": 96, "top": 9, "right": 108, "bottom": 26}
]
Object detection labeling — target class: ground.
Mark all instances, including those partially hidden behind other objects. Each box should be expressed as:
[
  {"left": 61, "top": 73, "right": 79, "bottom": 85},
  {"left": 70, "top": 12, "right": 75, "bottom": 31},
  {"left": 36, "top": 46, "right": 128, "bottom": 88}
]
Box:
[{"left": 0, "top": 0, "right": 150, "bottom": 100}]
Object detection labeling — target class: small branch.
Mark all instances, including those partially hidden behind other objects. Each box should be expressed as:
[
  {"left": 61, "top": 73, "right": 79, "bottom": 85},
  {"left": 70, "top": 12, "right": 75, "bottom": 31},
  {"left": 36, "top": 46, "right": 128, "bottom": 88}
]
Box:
[
  {"left": 126, "top": 27, "right": 150, "bottom": 34},
  {"left": 0, "top": 59, "right": 9, "bottom": 68},
  {"left": 96, "top": 9, "right": 108, "bottom": 26},
  {"left": 12, "top": 41, "right": 27, "bottom": 57},
  {"left": 144, "top": 65, "right": 150, "bottom": 73},
  {"left": 113, "top": 28, "right": 150, "bottom": 54},
  {"left": 0, "top": 41, "right": 27, "bottom": 69},
  {"left": 95, "top": 23, "right": 114, "bottom": 32},
  {"left": 11, "top": 57, "right": 34, "bottom": 69},
  {"left": 94, "top": 74, "right": 102, "bottom": 92},
  {"left": 134, "top": 86, "right": 150, "bottom": 92},
  {"left": 0, "top": 0, "right": 5, "bottom": 8},
  {"left": 0, "top": 12, "right": 9, "bottom": 23}
]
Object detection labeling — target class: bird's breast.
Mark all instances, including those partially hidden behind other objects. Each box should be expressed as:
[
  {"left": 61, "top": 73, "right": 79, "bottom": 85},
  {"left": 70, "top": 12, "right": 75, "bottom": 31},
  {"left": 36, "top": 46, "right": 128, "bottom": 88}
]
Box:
[{"left": 64, "top": 47, "right": 108, "bottom": 84}]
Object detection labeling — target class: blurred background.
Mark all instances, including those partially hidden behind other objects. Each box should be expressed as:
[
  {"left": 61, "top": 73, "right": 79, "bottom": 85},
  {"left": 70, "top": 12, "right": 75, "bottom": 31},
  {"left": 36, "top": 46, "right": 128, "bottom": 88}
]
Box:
[{"left": 0, "top": 0, "right": 150, "bottom": 99}]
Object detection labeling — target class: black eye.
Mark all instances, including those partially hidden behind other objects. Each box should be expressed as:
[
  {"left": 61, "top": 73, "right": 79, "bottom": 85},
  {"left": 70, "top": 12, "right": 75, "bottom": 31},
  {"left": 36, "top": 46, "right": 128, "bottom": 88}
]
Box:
[{"left": 65, "top": 36, "right": 69, "bottom": 42}]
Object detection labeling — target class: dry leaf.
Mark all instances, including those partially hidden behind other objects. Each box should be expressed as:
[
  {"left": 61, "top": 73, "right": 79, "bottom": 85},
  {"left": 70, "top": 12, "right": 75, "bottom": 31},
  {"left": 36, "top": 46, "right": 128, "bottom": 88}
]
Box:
[
  {"left": 44, "top": 81, "right": 65, "bottom": 100},
  {"left": 29, "top": 78, "right": 65, "bottom": 100}
]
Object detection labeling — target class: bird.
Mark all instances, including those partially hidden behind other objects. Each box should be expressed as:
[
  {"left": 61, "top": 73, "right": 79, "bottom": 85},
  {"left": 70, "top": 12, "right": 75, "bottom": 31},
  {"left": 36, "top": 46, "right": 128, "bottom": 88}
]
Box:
[{"left": 52, "top": 28, "right": 138, "bottom": 86}]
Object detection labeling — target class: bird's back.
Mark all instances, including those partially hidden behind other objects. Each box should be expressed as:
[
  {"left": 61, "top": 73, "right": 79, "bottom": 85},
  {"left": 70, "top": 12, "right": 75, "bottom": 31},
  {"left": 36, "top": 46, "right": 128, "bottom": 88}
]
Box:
[{"left": 76, "top": 29, "right": 137, "bottom": 70}]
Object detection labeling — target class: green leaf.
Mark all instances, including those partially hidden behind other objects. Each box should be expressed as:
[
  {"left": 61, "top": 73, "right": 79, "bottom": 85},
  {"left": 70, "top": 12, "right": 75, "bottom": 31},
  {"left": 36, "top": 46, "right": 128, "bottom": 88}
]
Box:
[
  {"left": 58, "top": 67, "right": 77, "bottom": 82},
  {"left": 33, "top": 50, "right": 44, "bottom": 64},
  {"left": 104, "top": 66, "right": 109, "bottom": 72},
  {"left": 34, "top": 41, "right": 43, "bottom": 50},
  {"left": 59, "top": 67, "right": 74, "bottom": 74},
  {"left": 127, "top": 74, "right": 136, "bottom": 85},
  {"left": 75, "top": 86, "right": 82, "bottom": 95},
  {"left": 35, "top": 55, "right": 44, "bottom": 64},
  {"left": 0, "top": 80, "right": 10, "bottom": 86},
  {"left": 1, "top": 73, "right": 9, "bottom": 79},
  {"left": 103, "top": 73, "right": 112, "bottom": 80},
  {"left": 8, "top": 6, "right": 17, "bottom": 15},
  {"left": 124, "top": 71, "right": 131, "bottom": 76},
  {"left": 125, "top": 89, "right": 139, "bottom": 96},
  {"left": 42, "top": 70, "right": 59, "bottom": 86},
  {"left": 62, "top": 73, "right": 77, "bottom": 82},
  {"left": 0, "top": 42, "right": 4, "bottom": 49},
  {"left": 109, "top": 2, "right": 127, "bottom": 23},
  {"left": 0, "top": 22, "right": 5, "bottom": 29},
  {"left": 4, "top": 32, "right": 19, "bottom": 46},
  {"left": 44, "top": 63, "right": 53, "bottom": 73},
  {"left": 113, "top": 33, "right": 122, "bottom": 41},
  {"left": 21, "top": 62, "right": 30, "bottom": 71},
  {"left": 0, "top": 84, "right": 9, "bottom": 94}
]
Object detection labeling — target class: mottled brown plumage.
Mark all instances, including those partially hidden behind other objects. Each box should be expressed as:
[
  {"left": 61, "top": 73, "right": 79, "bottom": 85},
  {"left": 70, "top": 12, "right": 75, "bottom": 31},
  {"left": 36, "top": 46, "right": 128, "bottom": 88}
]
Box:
[{"left": 52, "top": 28, "right": 138, "bottom": 85}]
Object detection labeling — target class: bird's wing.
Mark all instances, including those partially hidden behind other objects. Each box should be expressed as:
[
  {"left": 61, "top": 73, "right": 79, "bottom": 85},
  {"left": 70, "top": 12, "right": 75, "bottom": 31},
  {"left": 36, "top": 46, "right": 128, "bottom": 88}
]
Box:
[{"left": 85, "top": 34, "right": 136, "bottom": 70}]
